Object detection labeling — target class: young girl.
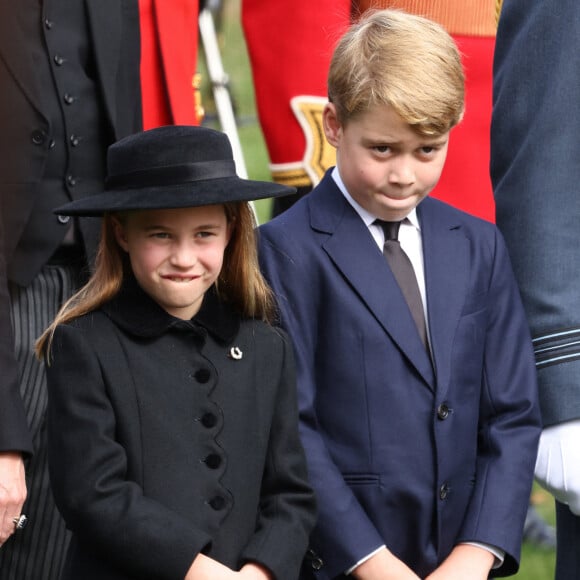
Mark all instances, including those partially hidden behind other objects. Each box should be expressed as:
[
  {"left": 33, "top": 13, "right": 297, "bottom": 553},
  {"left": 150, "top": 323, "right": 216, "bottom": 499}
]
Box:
[{"left": 37, "top": 126, "right": 316, "bottom": 580}]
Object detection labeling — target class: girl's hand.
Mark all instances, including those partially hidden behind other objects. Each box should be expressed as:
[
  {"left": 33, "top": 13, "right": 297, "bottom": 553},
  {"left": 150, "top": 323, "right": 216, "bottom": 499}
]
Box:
[
  {"left": 185, "top": 553, "right": 237, "bottom": 580},
  {"left": 425, "top": 544, "right": 495, "bottom": 580},
  {"left": 238, "top": 562, "right": 273, "bottom": 579}
]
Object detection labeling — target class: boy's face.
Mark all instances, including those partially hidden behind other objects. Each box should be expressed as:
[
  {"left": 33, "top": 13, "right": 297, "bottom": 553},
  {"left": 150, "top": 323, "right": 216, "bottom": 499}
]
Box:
[
  {"left": 324, "top": 102, "right": 449, "bottom": 222},
  {"left": 113, "top": 205, "right": 231, "bottom": 320}
]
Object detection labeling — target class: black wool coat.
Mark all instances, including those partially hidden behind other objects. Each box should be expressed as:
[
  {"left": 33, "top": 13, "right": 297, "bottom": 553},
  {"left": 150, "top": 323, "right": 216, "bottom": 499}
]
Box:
[{"left": 46, "top": 279, "right": 316, "bottom": 580}]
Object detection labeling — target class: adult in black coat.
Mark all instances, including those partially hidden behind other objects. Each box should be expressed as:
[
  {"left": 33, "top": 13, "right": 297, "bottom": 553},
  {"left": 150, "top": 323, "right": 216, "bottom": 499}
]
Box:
[{"left": 0, "top": 1, "right": 141, "bottom": 577}]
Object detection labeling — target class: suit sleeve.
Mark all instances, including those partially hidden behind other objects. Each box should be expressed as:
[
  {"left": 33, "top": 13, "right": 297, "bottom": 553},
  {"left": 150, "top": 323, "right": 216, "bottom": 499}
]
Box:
[
  {"left": 0, "top": 216, "right": 33, "bottom": 454},
  {"left": 46, "top": 323, "right": 210, "bottom": 579},
  {"left": 258, "top": 225, "right": 385, "bottom": 577},
  {"left": 491, "top": 0, "right": 580, "bottom": 427},
  {"left": 458, "top": 227, "right": 541, "bottom": 574}
]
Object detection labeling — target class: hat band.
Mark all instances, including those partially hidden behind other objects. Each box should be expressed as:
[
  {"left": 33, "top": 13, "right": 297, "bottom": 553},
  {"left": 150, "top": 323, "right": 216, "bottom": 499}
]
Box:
[{"left": 105, "top": 160, "right": 236, "bottom": 190}]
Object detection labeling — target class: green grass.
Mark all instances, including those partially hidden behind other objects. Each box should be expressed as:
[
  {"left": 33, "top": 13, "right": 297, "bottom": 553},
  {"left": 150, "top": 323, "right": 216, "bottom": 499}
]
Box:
[
  {"left": 200, "top": 3, "right": 558, "bottom": 577},
  {"left": 514, "top": 487, "right": 556, "bottom": 579}
]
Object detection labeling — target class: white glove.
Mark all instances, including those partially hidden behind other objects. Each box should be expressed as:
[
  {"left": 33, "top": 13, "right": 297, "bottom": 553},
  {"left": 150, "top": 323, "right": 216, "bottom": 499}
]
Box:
[{"left": 534, "top": 419, "right": 580, "bottom": 515}]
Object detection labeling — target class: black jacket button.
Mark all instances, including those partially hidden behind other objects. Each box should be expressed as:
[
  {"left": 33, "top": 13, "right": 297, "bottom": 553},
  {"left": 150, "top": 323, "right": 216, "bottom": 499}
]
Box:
[
  {"left": 63, "top": 93, "right": 75, "bottom": 105},
  {"left": 204, "top": 454, "right": 222, "bottom": 469},
  {"left": 57, "top": 215, "right": 70, "bottom": 225},
  {"left": 31, "top": 130, "right": 46, "bottom": 146},
  {"left": 208, "top": 496, "right": 226, "bottom": 511},
  {"left": 54, "top": 54, "right": 65, "bottom": 66},
  {"left": 439, "top": 483, "right": 450, "bottom": 500},
  {"left": 437, "top": 403, "right": 450, "bottom": 420},
  {"left": 194, "top": 368, "right": 211, "bottom": 383},
  {"left": 306, "top": 549, "right": 324, "bottom": 570},
  {"left": 200, "top": 413, "right": 217, "bottom": 428}
]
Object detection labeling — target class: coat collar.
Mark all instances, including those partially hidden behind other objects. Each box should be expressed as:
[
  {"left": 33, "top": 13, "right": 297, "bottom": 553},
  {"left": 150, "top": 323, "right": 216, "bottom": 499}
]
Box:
[{"left": 102, "top": 273, "right": 240, "bottom": 344}]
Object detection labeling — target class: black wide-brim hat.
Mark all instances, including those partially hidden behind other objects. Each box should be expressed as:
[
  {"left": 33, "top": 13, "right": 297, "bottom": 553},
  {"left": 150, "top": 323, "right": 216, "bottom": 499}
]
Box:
[{"left": 55, "top": 125, "right": 295, "bottom": 216}]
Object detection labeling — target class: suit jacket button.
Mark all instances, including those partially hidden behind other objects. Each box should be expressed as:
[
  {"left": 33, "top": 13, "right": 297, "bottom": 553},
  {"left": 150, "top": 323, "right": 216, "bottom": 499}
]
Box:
[
  {"left": 57, "top": 215, "right": 70, "bottom": 225},
  {"left": 437, "top": 403, "right": 450, "bottom": 420},
  {"left": 54, "top": 54, "right": 65, "bottom": 66},
  {"left": 306, "top": 549, "right": 324, "bottom": 570},
  {"left": 439, "top": 483, "right": 450, "bottom": 500},
  {"left": 31, "top": 130, "right": 47, "bottom": 146}
]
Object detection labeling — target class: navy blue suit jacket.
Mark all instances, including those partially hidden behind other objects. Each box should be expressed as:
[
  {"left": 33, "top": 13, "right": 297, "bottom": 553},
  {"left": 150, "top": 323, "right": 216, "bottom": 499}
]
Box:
[{"left": 259, "top": 171, "right": 541, "bottom": 578}]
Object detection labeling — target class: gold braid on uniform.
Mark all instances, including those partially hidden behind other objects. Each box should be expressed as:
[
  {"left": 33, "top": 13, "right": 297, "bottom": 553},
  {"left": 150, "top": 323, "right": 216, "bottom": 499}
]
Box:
[{"left": 495, "top": 0, "right": 503, "bottom": 24}]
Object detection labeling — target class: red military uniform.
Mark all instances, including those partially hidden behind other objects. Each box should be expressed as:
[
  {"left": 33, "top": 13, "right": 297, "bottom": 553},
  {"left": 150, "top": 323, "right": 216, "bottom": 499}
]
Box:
[
  {"left": 139, "top": 0, "right": 202, "bottom": 128},
  {"left": 243, "top": 0, "right": 498, "bottom": 221}
]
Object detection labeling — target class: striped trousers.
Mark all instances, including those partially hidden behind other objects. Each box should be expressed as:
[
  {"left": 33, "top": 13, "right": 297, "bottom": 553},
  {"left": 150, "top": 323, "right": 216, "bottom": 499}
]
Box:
[{"left": 0, "top": 265, "right": 80, "bottom": 580}]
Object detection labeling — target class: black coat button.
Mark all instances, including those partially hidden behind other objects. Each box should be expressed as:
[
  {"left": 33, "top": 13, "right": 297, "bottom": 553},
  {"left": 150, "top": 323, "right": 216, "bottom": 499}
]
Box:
[
  {"left": 437, "top": 403, "right": 450, "bottom": 420},
  {"left": 439, "top": 483, "right": 450, "bottom": 500},
  {"left": 70, "top": 134, "right": 80, "bottom": 147},
  {"left": 194, "top": 368, "right": 211, "bottom": 383},
  {"left": 208, "top": 496, "right": 226, "bottom": 511},
  {"left": 200, "top": 413, "right": 217, "bottom": 428},
  {"left": 44, "top": 18, "right": 53, "bottom": 29},
  {"left": 63, "top": 93, "right": 75, "bottom": 105},
  {"left": 204, "top": 454, "right": 222, "bottom": 469},
  {"left": 54, "top": 55, "right": 65, "bottom": 66},
  {"left": 57, "top": 215, "right": 70, "bottom": 225},
  {"left": 66, "top": 174, "right": 76, "bottom": 187},
  {"left": 31, "top": 130, "right": 46, "bottom": 146}
]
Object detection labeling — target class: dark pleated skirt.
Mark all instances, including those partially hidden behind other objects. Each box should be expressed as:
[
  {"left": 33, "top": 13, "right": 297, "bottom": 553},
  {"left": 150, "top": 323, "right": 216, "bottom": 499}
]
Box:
[{"left": 0, "top": 264, "right": 78, "bottom": 580}]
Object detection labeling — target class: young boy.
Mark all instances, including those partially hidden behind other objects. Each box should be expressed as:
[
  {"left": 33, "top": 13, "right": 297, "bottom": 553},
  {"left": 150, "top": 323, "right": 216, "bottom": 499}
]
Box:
[{"left": 258, "top": 10, "right": 541, "bottom": 579}]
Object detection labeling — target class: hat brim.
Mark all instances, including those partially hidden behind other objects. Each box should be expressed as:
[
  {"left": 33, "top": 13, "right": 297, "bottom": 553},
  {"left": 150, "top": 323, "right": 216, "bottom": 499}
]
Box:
[{"left": 54, "top": 176, "right": 295, "bottom": 217}]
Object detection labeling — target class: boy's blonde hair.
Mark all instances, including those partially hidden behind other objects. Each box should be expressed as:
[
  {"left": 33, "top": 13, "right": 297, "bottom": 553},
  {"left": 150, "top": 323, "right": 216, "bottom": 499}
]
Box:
[
  {"left": 328, "top": 9, "right": 465, "bottom": 136},
  {"left": 36, "top": 202, "right": 275, "bottom": 360}
]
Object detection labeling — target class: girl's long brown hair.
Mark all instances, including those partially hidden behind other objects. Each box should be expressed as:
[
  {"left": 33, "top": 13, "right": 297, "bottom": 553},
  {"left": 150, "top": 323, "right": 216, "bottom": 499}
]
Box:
[{"left": 36, "top": 202, "right": 275, "bottom": 361}]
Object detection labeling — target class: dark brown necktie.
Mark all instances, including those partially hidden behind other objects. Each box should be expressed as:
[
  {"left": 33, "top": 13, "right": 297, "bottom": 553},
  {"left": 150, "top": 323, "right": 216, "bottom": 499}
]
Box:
[{"left": 377, "top": 220, "right": 428, "bottom": 348}]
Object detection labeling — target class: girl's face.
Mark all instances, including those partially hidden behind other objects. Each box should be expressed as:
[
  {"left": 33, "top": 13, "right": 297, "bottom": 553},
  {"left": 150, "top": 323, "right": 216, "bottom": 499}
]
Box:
[{"left": 114, "top": 205, "right": 231, "bottom": 320}]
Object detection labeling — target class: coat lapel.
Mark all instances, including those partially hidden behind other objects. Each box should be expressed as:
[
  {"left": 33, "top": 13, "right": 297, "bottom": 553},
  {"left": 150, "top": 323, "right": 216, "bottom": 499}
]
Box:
[
  {"left": 310, "top": 175, "right": 435, "bottom": 388},
  {"left": 85, "top": 0, "right": 121, "bottom": 133},
  {"left": 419, "top": 199, "right": 469, "bottom": 396}
]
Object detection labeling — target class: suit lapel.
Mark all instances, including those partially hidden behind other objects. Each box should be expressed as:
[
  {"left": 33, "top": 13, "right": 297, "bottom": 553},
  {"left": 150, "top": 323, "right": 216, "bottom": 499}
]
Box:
[
  {"left": 310, "top": 175, "right": 435, "bottom": 388},
  {"left": 419, "top": 199, "right": 469, "bottom": 396},
  {"left": 85, "top": 0, "right": 121, "bottom": 134},
  {"left": 0, "top": 0, "right": 46, "bottom": 115}
]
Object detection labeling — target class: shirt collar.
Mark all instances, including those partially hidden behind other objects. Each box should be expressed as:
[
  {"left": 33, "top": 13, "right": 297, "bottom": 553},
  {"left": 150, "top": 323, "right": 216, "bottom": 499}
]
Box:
[
  {"left": 101, "top": 273, "right": 240, "bottom": 343},
  {"left": 331, "top": 166, "right": 420, "bottom": 230}
]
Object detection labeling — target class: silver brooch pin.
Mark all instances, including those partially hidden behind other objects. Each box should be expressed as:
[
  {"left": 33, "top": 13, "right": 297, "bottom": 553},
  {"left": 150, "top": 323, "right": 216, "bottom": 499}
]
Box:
[{"left": 229, "top": 346, "right": 243, "bottom": 360}]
